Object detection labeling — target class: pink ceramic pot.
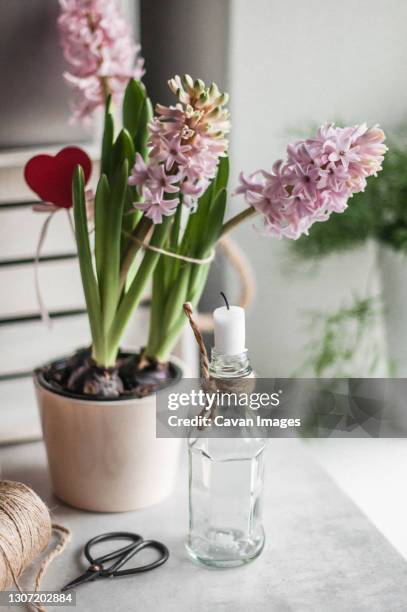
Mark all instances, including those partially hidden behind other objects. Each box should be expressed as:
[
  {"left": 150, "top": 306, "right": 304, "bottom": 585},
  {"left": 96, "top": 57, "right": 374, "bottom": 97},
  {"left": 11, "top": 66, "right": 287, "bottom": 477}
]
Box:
[{"left": 34, "top": 356, "right": 184, "bottom": 512}]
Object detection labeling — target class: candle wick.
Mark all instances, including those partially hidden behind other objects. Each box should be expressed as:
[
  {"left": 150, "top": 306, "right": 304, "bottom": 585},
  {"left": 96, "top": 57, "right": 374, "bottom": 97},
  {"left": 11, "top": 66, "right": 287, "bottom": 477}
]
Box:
[{"left": 220, "top": 291, "right": 230, "bottom": 310}]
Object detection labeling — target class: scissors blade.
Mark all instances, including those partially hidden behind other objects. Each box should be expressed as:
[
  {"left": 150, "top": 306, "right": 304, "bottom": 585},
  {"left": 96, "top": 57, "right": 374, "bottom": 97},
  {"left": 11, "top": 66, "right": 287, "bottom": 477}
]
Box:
[{"left": 61, "top": 569, "right": 100, "bottom": 592}]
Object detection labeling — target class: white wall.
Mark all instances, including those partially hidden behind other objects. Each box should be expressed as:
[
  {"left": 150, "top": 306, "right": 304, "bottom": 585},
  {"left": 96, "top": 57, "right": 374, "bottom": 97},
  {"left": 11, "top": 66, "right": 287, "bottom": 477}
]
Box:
[{"left": 228, "top": 0, "right": 407, "bottom": 376}]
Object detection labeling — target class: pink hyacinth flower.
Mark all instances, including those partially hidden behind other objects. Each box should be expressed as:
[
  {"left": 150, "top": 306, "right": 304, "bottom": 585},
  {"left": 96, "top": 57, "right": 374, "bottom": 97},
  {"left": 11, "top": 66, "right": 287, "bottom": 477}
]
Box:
[
  {"left": 235, "top": 123, "right": 387, "bottom": 240},
  {"left": 58, "top": 0, "right": 145, "bottom": 121},
  {"left": 128, "top": 75, "right": 230, "bottom": 223},
  {"left": 134, "top": 190, "right": 179, "bottom": 224}
]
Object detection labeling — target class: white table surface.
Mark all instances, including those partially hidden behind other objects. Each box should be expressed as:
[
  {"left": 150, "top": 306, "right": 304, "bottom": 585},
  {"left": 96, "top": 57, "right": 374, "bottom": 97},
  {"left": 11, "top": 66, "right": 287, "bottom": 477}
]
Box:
[{"left": 1, "top": 439, "right": 407, "bottom": 612}]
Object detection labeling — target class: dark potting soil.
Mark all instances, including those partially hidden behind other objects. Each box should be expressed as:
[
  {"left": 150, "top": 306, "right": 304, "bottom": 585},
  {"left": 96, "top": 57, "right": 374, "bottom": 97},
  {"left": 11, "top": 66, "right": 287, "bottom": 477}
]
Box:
[{"left": 38, "top": 348, "right": 180, "bottom": 400}]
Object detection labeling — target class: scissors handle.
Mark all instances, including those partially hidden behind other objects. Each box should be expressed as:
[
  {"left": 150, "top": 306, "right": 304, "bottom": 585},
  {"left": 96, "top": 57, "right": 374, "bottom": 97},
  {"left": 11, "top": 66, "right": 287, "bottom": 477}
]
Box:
[
  {"left": 112, "top": 540, "right": 169, "bottom": 576},
  {"left": 85, "top": 532, "right": 142, "bottom": 567}
]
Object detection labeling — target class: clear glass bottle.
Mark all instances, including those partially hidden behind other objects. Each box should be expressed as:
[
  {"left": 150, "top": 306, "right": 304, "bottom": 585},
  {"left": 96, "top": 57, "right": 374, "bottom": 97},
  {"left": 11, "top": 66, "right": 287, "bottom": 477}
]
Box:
[{"left": 185, "top": 349, "right": 267, "bottom": 567}]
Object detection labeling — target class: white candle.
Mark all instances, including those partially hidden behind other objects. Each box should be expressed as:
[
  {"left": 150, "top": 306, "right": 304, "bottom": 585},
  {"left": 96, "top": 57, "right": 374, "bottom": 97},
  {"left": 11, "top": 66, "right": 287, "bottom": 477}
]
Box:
[{"left": 213, "top": 305, "right": 246, "bottom": 355}]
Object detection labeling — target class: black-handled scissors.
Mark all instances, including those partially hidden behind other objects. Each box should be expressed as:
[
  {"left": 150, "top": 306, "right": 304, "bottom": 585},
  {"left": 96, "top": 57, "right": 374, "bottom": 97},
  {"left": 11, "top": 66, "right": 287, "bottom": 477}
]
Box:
[{"left": 61, "top": 532, "right": 169, "bottom": 592}]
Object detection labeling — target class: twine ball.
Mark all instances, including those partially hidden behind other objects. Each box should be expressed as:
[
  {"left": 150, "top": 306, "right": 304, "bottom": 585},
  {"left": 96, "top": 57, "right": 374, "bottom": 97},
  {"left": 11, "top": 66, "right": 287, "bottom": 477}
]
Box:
[{"left": 0, "top": 480, "right": 52, "bottom": 589}]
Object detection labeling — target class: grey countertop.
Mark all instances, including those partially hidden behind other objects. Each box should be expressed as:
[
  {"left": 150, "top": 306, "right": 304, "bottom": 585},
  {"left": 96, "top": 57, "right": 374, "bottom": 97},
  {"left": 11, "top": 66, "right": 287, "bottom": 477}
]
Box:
[{"left": 1, "top": 439, "right": 407, "bottom": 612}]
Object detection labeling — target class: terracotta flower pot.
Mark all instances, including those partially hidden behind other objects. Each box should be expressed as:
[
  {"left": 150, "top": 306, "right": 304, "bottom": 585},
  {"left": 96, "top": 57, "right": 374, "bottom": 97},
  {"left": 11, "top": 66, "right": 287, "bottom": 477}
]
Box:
[{"left": 34, "top": 355, "right": 184, "bottom": 512}]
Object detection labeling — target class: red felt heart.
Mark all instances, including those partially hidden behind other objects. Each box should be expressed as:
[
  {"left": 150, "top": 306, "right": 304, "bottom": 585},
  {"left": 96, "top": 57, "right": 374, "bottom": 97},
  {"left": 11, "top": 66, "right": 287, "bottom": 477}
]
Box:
[{"left": 24, "top": 147, "right": 92, "bottom": 208}]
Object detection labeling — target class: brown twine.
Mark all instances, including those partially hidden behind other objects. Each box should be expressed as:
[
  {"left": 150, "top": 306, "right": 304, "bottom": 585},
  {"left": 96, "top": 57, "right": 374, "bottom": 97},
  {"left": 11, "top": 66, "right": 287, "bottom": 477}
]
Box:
[
  {"left": 183, "top": 303, "right": 255, "bottom": 429},
  {"left": 183, "top": 302, "right": 210, "bottom": 383},
  {"left": 123, "top": 231, "right": 216, "bottom": 265},
  {"left": 0, "top": 481, "right": 71, "bottom": 612}
]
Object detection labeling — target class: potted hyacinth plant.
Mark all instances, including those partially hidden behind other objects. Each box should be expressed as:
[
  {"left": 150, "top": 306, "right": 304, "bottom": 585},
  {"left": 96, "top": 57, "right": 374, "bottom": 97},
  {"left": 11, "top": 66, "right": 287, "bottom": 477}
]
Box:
[{"left": 30, "top": 0, "right": 387, "bottom": 512}]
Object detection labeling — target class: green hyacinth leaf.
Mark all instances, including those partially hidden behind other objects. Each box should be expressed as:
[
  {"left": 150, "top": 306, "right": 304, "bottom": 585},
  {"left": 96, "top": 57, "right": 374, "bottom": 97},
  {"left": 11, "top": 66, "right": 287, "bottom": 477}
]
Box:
[
  {"left": 123, "top": 79, "right": 146, "bottom": 140},
  {"left": 94, "top": 173, "right": 110, "bottom": 283},
  {"left": 111, "top": 128, "right": 135, "bottom": 176},
  {"left": 204, "top": 187, "right": 228, "bottom": 250},
  {"left": 134, "top": 96, "right": 153, "bottom": 160},
  {"left": 213, "top": 155, "right": 229, "bottom": 195},
  {"left": 72, "top": 166, "right": 105, "bottom": 363},
  {"left": 100, "top": 160, "right": 128, "bottom": 332},
  {"left": 101, "top": 95, "right": 114, "bottom": 176}
]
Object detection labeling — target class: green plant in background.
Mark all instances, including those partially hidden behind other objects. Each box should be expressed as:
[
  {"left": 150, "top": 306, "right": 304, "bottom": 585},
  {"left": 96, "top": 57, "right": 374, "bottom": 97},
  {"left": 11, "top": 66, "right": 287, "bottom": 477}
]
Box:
[
  {"left": 291, "top": 129, "right": 407, "bottom": 259},
  {"left": 294, "top": 294, "right": 393, "bottom": 378},
  {"left": 296, "top": 295, "right": 394, "bottom": 437}
]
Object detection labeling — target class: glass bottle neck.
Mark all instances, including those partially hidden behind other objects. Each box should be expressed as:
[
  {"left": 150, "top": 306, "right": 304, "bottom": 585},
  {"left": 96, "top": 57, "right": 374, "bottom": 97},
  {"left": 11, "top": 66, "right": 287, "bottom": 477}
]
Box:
[{"left": 209, "top": 349, "right": 252, "bottom": 379}]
